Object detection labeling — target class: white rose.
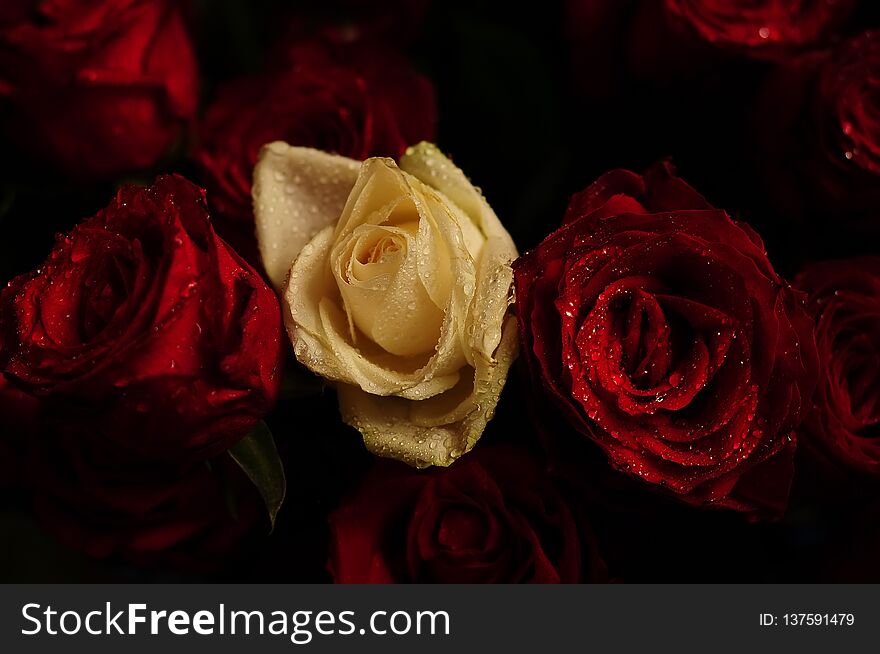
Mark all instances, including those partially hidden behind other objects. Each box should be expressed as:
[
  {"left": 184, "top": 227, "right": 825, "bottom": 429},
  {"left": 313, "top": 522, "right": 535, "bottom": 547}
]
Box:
[{"left": 253, "top": 141, "right": 518, "bottom": 467}]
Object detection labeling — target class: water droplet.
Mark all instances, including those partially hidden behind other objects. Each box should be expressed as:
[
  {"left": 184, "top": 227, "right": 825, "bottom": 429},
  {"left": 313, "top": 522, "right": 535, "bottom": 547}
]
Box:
[{"left": 181, "top": 280, "right": 198, "bottom": 297}]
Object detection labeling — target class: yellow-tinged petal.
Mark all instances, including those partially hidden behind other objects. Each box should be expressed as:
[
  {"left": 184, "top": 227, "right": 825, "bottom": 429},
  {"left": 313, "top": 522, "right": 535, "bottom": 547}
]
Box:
[
  {"left": 286, "top": 241, "right": 464, "bottom": 401},
  {"left": 400, "top": 142, "right": 518, "bottom": 362},
  {"left": 337, "top": 315, "right": 520, "bottom": 467},
  {"left": 401, "top": 141, "right": 517, "bottom": 252},
  {"left": 253, "top": 142, "right": 360, "bottom": 291}
]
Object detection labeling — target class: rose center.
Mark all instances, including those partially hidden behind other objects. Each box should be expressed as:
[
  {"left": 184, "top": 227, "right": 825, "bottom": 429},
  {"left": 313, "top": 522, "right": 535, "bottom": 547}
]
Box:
[
  {"left": 332, "top": 216, "right": 445, "bottom": 358},
  {"left": 361, "top": 235, "right": 402, "bottom": 266},
  {"left": 347, "top": 226, "right": 410, "bottom": 284},
  {"left": 839, "top": 326, "right": 880, "bottom": 433},
  {"left": 436, "top": 507, "right": 489, "bottom": 553},
  {"left": 79, "top": 254, "right": 133, "bottom": 341}
]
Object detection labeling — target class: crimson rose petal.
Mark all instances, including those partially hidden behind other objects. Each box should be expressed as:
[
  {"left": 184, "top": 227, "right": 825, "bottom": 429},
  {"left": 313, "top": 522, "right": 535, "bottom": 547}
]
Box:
[
  {"left": 664, "top": 0, "right": 858, "bottom": 55},
  {"left": 0, "top": 0, "right": 198, "bottom": 180},
  {"left": 514, "top": 162, "right": 819, "bottom": 517},
  {"left": 328, "top": 447, "right": 606, "bottom": 583},
  {"left": 567, "top": 0, "right": 858, "bottom": 97},
  {"left": 754, "top": 31, "right": 880, "bottom": 225},
  {"left": 796, "top": 258, "right": 880, "bottom": 476},
  {"left": 0, "top": 175, "right": 285, "bottom": 462}
]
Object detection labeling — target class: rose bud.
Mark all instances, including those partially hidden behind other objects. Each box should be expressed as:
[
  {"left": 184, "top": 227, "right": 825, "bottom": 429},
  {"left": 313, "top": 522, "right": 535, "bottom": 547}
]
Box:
[
  {"left": 0, "top": 175, "right": 284, "bottom": 462},
  {"left": 329, "top": 447, "right": 607, "bottom": 583},
  {"left": 254, "top": 142, "right": 518, "bottom": 467},
  {"left": 753, "top": 31, "right": 880, "bottom": 227},
  {"left": 193, "top": 39, "right": 435, "bottom": 256},
  {"left": 513, "top": 162, "right": 819, "bottom": 517},
  {"left": 796, "top": 258, "right": 880, "bottom": 476},
  {"left": 0, "top": 0, "right": 198, "bottom": 180},
  {"left": 29, "top": 424, "right": 262, "bottom": 570},
  {"left": 568, "top": 0, "right": 858, "bottom": 95}
]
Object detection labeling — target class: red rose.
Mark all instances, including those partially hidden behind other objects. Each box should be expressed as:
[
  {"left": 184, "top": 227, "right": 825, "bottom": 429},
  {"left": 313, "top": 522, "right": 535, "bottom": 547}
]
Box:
[
  {"left": 0, "top": 0, "right": 198, "bottom": 180},
  {"left": 29, "top": 424, "right": 262, "bottom": 570},
  {"left": 568, "top": 0, "right": 858, "bottom": 96},
  {"left": 513, "top": 162, "right": 819, "bottom": 517},
  {"left": 664, "top": 0, "right": 858, "bottom": 56},
  {"left": 753, "top": 31, "right": 880, "bottom": 225},
  {"left": 0, "top": 175, "right": 284, "bottom": 462},
  {"left": 796, "top": 258, "right": 880, "bottom": 475},
  {"left": 194, "top": 39, "right": 435, "bottom": 235},
  {"left": 329, "top": 447, "right": 606, "bottom": 583}
]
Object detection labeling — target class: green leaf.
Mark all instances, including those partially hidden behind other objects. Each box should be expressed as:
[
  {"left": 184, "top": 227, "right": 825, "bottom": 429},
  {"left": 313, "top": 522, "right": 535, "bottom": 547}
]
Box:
[{"left": 228, "top": 421, "right": 286, "bottom": 531}]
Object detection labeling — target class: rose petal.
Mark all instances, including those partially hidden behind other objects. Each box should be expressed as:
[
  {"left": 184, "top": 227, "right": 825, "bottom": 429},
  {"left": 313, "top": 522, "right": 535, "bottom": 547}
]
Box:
[
  {"left": 338, "top": 316, "right": 519, "bottom": 467},
  {"left": 253, "top": 142, "right": 361, "bottom": 290},
  {"left": 401, "top": 142, "right": 518, "bottom": 358}
]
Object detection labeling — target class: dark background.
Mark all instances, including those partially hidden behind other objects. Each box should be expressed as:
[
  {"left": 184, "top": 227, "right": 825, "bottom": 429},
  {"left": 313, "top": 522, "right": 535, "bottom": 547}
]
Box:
[{"left": 2, "top": 0, "right": 880, "bottom": 583}]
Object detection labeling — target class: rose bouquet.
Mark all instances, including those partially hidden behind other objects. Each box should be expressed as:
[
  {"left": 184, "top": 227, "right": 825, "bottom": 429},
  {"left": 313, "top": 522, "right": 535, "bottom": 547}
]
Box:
[{"left": 1, "top": 0, "right": 879, "bottom": 583}]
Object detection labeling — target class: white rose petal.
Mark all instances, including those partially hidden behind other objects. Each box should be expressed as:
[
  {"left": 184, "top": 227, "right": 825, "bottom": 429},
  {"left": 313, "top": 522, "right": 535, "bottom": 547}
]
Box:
[{"left": 253, "top": 141, "right": 360, "bottom": 291}]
